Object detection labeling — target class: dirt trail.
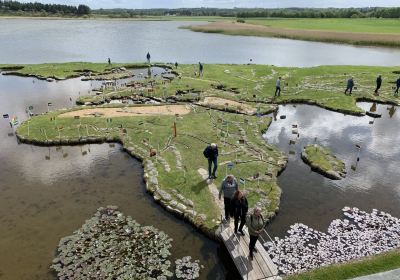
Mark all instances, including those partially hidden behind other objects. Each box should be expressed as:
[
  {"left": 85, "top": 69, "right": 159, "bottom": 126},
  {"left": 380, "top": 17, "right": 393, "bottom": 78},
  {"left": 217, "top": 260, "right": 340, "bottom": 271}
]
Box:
[{"left": 59, "top": 105, "right": 191, "bottom": 118}]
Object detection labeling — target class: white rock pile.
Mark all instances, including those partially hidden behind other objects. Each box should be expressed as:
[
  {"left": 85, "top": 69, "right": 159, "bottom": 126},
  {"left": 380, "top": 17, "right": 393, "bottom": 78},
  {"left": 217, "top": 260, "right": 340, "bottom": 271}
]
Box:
[{"left": 264, "top": 207, "right": 400, "bottom": 275}]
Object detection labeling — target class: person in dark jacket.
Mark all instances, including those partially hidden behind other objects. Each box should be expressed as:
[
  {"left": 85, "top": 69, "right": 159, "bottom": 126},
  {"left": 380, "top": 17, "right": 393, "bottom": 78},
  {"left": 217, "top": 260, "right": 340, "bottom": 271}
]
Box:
[
  {"left": 146, "top": 52, "right": 151, "bottom": 64},
  {"left": 246, "top": 207, "right": 266, "bottom": 260},
  {"left": 375, "top": 75, "right": 382, "bottom": 95},
  {"left": 345, "top": 77, "right": 354, "bottom": 95},
  {"left": 275, "top": 77, "right": 281, "bottom": 97},
  {"left": 232, "top": 190, "right": 248, "bottom": 235},
  {"left": 219, "top": 175, "right": 238, "bottom": 221},
  {"left": 199, "top": 62, "right": 204, "bottom": 77},
  {"left": 203, "top": 143, "right": 218, "bottom": 179},
  {"left": 395, "top": 77, "right": 400, "bottom": 97}
]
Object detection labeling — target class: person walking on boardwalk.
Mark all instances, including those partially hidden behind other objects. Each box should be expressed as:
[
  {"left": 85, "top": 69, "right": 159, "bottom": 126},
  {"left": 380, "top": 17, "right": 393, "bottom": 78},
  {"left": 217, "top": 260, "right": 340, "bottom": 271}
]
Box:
[
  {"left": 232, "top": 190, "right": 248, "bottom": 235},
  {"left": 375, "top": 75, "right": 382, "bottom": 95},
  {"left": 345, "top": 77, "right": 354, "bottom": 95},
  {"left": 203, "top": 143, "right": 218, "bottom": 179},
  {"left": 246, "top": 207, "right": 266, "bottom": 260},
  {"left": 219, "top": 175, "right": 238, "bottom": 222},
  {"left": 199, "top": 62, "right": 204, "bottom": 77},
  {"left": 146, "top": 52, "right": 151, "bottom": 64},
  {"left": 274, "top": 77, "right": 281, "bottom": 97},
  {"left": 395, "top": 76, "right": 400, "bottom": 97}
]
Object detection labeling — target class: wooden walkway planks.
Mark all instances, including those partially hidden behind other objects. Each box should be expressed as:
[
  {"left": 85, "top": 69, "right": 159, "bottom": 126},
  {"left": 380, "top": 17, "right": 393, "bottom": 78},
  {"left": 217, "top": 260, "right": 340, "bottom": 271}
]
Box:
[{"left": 221, "top": 225, "right": 280, "bottom": 280}]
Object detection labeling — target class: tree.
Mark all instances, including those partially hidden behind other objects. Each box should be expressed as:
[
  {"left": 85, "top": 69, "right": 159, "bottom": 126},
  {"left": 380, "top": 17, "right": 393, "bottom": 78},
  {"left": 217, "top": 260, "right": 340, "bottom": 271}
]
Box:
[{"left": 77, "top": 4, "right": 90, "bottom": 15}]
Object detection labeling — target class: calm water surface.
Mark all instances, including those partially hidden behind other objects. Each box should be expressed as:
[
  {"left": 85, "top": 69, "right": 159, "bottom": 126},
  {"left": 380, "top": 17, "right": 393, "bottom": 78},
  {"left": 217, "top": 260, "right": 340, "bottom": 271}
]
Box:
[
  {"left": 0, "top": 75, "right": 234, "bottom": 280},
  {"left": 264, "top": 103, "right": 400, "bottom": 237},
  {"left": 1, "top": 19, "right": 400, "bottom": 66}
]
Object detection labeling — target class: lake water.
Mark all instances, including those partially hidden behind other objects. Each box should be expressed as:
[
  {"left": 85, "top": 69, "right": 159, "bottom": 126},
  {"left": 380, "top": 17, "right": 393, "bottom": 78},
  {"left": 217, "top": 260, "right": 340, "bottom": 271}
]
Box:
[
  {"left": 0, "top": 75, "right": 239, "bottom": 280},
  {"left": 1, "top": 19, "right": 400, "bottom": 66},
  {"left": 264, "top": 103, "right": 400, "bottom": 237}
]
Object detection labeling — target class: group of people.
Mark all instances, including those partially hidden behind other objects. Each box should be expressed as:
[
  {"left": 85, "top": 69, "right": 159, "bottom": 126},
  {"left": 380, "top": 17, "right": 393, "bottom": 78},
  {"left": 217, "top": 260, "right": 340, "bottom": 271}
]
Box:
[
  {"left": 345, "top": 75, "right": 400, "bottom": 96},
  {"left": 275, "top": 75, "right": 400, "bottom": 98},
  {"left": 218, "top": 175, "right": 266, "bottom": 260},
  {"left": 203, "top": 143, "right": 266, "bottom": 260}
]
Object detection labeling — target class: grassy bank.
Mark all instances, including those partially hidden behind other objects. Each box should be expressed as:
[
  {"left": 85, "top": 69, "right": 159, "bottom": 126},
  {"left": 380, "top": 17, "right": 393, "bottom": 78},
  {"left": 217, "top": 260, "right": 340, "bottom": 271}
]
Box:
[
  {"left": 186, "top": 18, "right": 400, "bottom": 48},
  {"left": 245, "top": 18, "right": 400, "bottom": 34},
  {"left": 0, "top": 62, "right": 156, "bottom": 80},
  {"left": 301, "top": 144, "right": 346, "bottom": 180},
  {"left": 16, "top": 105, "right": 286, "bottom": 232},
  {"left": 2, "top": 63, "right": 400, "bottom": 114},
  {"left": 285, "top": 249, "right": 400, "bottom": 280}
]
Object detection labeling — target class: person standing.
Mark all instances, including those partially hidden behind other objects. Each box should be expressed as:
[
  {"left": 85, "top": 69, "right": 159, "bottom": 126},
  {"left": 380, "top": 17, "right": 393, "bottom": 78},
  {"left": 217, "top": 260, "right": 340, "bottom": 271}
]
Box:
[
  {"left": 246, "top": 207, "right": 266, "bottom": 260},
  {"left": 345, "top": 77, "right": 354, "bottom": 95},
  {"left": 146, "top": 52, "right": 151, "bottom": 64},
  {"left": 232, "top": 190, "right": 248, "bottom": 235},
  {"left": 203, "top": 143, "right": 218, "bottom": 179},
  {"left": 199, "top": 62, "right": 204, "bottom": 77},
  {"left": 108, "top": 58, "right": 111, "bottom": 65},
  {"left": 219, "top": 175, "right": 238, "bottom": 222},
  {"left": 175, "top": 62, "right": 179, "bottom": 69},
  {"left": 375, "top": 75, "right": 382, "bottom": 95},
  {"left": 275, "top": 77, "right": 281, "bottom": 97},
  {"left": 395, "top": 76, "right": 400, "bottom": 97}
]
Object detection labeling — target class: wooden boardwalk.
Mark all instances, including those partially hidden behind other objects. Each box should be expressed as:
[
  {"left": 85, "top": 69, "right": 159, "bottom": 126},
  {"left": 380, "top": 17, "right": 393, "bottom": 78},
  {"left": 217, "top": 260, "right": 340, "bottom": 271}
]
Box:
[{"left": 220, "top": 225, "right": 280, "bottom": 280}]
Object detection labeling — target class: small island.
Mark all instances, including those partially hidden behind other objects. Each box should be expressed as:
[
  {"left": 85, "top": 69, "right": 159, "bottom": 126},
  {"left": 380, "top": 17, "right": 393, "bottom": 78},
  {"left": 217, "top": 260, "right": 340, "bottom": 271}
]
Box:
[{"left": 301, "top": 144, "right": 346, "bottom": 180}]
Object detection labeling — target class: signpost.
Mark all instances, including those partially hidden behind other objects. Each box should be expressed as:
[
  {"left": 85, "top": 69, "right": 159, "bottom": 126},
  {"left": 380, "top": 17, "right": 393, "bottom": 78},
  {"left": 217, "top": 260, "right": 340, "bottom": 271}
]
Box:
[
  {"left": 226, "top": 161, "right": 234, "bottom": 177},
  {"left": 239, "top": 177, "right": 246, "bottom": 192}
]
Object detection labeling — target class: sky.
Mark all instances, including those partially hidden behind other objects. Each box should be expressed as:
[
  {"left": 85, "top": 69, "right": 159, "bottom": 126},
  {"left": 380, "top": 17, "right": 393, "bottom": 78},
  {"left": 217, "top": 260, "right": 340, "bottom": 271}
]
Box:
[{"left": 18, "top": 0, "right": 400, "bottom": 9}]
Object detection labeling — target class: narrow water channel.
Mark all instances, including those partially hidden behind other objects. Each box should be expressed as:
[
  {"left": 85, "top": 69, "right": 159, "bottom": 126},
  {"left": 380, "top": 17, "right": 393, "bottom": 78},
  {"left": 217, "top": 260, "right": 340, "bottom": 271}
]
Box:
[
  {"left": 265, "top": 103, "right": 400, "bottom": 237},
  {"left": 0, "top": 75, "right": 232, "bottom": 280}
]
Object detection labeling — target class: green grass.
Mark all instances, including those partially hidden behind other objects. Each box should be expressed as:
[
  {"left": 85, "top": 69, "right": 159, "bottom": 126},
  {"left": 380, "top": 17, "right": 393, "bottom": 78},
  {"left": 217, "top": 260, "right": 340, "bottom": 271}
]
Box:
[
  {"left": 16, "top": 105, "right": 286, "bottom": 229},
  {"left": 303, "top": 145, "right": 344, "bottom": 172},
  {"left": 187, "top": 18, "right": 400, "bottom": 47},
  {"left": 246, "top": 18, "right": 400, "bottom": 34},
  {"left": 4, "top": 63, "right": 400, "bottom": 115},
  {"left": 285, "top": 249, "right": 400, "bottom": 280},
  {"left": 0, "top": 62, "right": 150, "bottom": 80}
]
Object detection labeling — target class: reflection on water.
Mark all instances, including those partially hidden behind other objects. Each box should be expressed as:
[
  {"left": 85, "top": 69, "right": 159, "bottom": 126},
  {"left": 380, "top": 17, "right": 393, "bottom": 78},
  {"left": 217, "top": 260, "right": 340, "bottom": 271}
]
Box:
[
  {"left": 265, "top": 103, "right": 400, "bottom": 237},
  {"left": 2, "top": 19, "right": 400, "bottom": 66},
  {"left": 0, "top": 76, "right": 228, "bottom": 280}
]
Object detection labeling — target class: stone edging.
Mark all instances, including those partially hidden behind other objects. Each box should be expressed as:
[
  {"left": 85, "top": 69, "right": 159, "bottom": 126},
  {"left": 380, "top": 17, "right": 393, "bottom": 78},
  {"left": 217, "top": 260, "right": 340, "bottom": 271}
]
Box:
[
  {"left": 16, "top": 132, "right": 221, "bottom": 241},
  {"left": 301, "top": 146, "right": 345, "bottom": 180}
]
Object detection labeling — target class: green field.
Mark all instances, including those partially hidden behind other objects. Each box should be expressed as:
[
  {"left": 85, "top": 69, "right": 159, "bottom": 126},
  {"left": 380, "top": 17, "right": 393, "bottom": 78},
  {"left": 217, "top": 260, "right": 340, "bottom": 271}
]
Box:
[
  {"left": 246, "top": 18, "right": 400, "bottom": 34},
  {"left": 286, "top": 249, "right": 400, "bottom": 280},
  {"left": 2, "top": 63, "right": 399, "bottom": 115}
]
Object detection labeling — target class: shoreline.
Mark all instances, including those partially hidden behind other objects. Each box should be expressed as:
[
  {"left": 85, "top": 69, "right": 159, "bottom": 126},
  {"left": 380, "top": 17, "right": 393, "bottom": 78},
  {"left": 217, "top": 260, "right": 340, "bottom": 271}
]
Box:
[{"left": 186, "top": 21, "right": 400, "bottom": 48}]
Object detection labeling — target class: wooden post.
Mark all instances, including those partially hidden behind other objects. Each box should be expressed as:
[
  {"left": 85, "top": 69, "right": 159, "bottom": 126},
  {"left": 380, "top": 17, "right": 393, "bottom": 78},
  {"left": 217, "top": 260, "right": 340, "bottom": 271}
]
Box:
[{"left": 173, "top": 122, "right": 177, "bottom": 137}]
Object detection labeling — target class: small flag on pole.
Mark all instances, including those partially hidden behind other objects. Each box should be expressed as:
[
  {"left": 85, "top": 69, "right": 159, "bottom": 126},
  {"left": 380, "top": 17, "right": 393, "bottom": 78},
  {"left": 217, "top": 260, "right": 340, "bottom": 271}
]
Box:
[
  {"left": 3, "top": 114, "right": 9, "bottom": 119},
  {"left": 47, "top": 102, "right": 52, "bottom": 107},
  {"left": 11, "top": 116, "right": 19, "bottom": 126},
  {"left": 239, "top": 178, "right": 245, "bottom": 185}
]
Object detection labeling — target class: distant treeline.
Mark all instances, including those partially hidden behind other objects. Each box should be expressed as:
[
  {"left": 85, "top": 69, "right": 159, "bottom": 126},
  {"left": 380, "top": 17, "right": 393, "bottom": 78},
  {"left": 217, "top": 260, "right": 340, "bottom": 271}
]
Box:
[
  {"left": 93, "top": 7, "right": 400, "bottom": 19},
  {"left": 0, "top": 1, "right": 90, "bottom": 16}
]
